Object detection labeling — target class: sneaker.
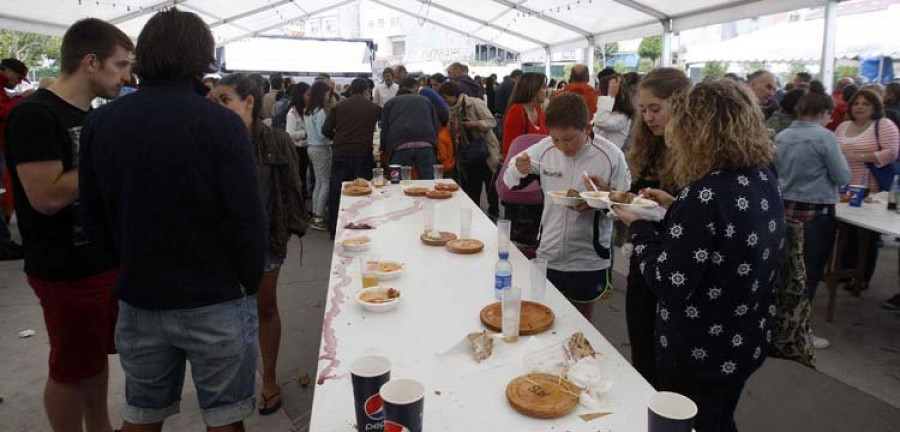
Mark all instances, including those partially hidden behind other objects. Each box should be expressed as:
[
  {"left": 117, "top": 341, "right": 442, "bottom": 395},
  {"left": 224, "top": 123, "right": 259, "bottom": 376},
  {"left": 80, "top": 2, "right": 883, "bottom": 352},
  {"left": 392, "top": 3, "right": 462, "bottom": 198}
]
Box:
[
  {"left": 883, "top": 294, "right": 900, "bottom": 310},
  {"left": 309, "top": 218, "right": 328, "bottom": 232},
  {"left": 812, "top": 335, "right": 831, "bottom": 350}
]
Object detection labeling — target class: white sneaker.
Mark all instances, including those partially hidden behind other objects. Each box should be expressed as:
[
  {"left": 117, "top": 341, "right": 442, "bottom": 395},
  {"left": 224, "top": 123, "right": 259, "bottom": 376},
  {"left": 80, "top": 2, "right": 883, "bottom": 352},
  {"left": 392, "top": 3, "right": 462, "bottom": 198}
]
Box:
[{"left": 812, "top": 335, "right": 831, "bottom": 349}]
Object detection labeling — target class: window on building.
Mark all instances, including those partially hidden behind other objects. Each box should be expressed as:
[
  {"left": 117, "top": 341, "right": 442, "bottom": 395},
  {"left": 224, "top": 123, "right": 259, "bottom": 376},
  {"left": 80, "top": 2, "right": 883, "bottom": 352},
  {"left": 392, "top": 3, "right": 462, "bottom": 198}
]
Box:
[
  {"left": 392, "top": 40, "right": 406, "bottom": 56},
  {"left": 377, "top": 18, "right": 384, "bottom": 28},
  {"left": 309, "top": 19, "right": 320, "bottom": 35},
  {"left": 369, "top": 20, "right": 375, "bottom": 29},
  {"left": 323, "top": 17, "right": 337, "bottom": 35}
]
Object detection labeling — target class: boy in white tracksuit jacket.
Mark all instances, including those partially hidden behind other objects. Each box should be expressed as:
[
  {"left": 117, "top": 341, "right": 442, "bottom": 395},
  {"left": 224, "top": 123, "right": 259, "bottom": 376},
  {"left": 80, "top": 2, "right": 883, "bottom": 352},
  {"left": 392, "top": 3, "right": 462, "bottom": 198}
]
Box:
[{"left": 504, "top": 93, "right": 631, "bottom": 319}]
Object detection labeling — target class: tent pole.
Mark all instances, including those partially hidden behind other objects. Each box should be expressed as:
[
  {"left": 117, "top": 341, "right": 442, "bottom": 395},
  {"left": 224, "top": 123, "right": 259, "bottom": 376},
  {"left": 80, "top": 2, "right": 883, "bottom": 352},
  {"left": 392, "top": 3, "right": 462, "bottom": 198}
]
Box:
[
  {"left": 820, "top": 0, "right": 838, "bottom": 93},
  {"left": 545, "top": 47, "right": 552, "bottom": 79},
  {"left": 586, "top": 36, "right": 596, "bottom": 87},
  {"left": 661, "top": 19, "right": 674, "bottom": 68}
]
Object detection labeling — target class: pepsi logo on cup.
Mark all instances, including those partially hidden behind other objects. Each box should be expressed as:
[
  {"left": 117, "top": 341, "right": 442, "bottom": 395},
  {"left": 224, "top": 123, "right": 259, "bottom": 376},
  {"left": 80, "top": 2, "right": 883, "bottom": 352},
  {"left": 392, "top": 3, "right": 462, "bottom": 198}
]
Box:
[
  {"left": 385, "top": 421, "right": 412, "bottom": 432},
  {"left": 365, "top": 394, "right": 384, "bottom": 421}
]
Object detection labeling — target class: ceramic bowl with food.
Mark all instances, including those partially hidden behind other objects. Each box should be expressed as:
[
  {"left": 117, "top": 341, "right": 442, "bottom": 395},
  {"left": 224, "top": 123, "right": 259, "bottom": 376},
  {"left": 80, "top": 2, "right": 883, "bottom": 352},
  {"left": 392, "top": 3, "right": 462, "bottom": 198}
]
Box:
[
  {"left": 341, "top": 235, "right": 372, "bottom": 252},
  {"left": 580, "top": 191, "right": 610, "bottom": 209},
  {"left": 375, "top": 261, "right": 405, "bottom": 280},
  {"left": 356, "top": 286, "right": 401, "bottom": 312},
  {"left": 547, "top": 190, "right": 586, "bottom": 207}
]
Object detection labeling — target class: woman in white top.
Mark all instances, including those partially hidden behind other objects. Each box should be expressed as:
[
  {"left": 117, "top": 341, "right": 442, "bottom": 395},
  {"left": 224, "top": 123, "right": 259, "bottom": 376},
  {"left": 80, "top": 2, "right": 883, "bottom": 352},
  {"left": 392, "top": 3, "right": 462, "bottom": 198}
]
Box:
[
  {"left": 286, "top": 82, "right": 311, "bottom": 200},
  {"left": 304, "top": 81, "right": 334, "bottom": 231},
  {"left": 592, "top": 74, "right": 635, "bottom": 149}
]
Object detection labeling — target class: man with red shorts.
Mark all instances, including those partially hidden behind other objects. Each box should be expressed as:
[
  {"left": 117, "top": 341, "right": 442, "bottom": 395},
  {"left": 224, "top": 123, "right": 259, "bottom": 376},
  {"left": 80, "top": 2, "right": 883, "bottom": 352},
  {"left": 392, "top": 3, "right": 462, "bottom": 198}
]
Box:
[{"left": 3, "top": 19, "right": 133, "bottom": 432}]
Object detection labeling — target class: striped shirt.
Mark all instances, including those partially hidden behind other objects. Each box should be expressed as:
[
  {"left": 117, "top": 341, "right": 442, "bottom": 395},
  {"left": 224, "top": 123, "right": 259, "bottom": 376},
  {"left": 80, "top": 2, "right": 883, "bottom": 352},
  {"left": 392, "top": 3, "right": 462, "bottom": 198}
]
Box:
[{"left": 835, "top": 119, "right": 900, "bottom": 192}]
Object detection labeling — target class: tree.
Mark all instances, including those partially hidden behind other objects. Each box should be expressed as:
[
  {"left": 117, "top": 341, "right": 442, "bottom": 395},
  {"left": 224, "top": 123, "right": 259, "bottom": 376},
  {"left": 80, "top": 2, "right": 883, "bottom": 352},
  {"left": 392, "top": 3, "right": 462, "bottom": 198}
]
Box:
[
  {"left": 745, "top": 60, "right": 765, "bottom": 73},
  {"left": 638, "top": 36, "right": 662, "bottom": 65},
  {"left": 0, "top": 30, "right": 61, "bottom": 71},
  {"left": 789, "top": 61, "right": 809, "bottom": 77},
  {"left": 834, "top": 65, "right": 859, "bottom": 84},
  {"left": 703, "top": 61, "right": 728, "bottom": 80},
  {"left": 595, "top": 42, "right": 619, "bottom": 67},
  {"left": 638, "top": 58, "right": 655, "bottom": 74},
  {"left": 613, "top": 61, "right": 629, "bottom": 74}
]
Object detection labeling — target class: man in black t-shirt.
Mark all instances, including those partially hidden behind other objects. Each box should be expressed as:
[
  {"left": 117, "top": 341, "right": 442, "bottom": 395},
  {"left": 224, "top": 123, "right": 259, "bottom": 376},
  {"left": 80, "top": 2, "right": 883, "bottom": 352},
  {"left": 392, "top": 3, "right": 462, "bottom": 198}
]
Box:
[{"left": 3, "top": 19, "right": 133, "bottom": 432}]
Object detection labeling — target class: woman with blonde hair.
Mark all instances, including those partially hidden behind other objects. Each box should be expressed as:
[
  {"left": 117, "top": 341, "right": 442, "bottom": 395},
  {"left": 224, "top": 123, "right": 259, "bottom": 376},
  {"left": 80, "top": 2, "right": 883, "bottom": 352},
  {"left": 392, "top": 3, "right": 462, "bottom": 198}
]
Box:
[
  {"left": 623, "top": 67, "right": 691, "bottom": 387},
  {"left": 613, "top": 79, "right": 786, "bottom": 432}
]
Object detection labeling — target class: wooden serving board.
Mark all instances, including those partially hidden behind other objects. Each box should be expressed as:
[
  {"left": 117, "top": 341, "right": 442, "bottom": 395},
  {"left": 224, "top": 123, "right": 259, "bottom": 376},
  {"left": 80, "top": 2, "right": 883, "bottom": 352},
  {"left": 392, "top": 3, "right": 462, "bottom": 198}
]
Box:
[
  {"left": 479, "top": 301, "right": 554, "bottom": 335},
  {"left": 420, "top": 231, "right": 457, "bottom": 246},
  {"left": 506, "top": 373, "right": 580, "bottom": 419},
  {"left": 426, "top": 190, "right": 452, "bottom": 199},
  {"left": 433, "top": 182, "right": 459, "bottom": 192},
  {"left": 446, "top": 239, "right": 484, "bottom": 254},
  {"left": 403, "top": 187, "right": 429, "bottom": 197},
  {"left": 343, "top": 186, "right": 372, "bottom": 196}
]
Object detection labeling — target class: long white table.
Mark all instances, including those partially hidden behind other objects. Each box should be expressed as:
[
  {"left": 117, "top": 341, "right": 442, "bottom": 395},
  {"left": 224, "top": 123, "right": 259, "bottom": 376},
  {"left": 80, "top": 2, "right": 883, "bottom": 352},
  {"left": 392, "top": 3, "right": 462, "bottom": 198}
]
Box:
[
  {"left": 826, "top": 192, "right": 900, "bottom": 321},
  {"left": 309, "top": 180, "right": 654, "bottom": 431}
]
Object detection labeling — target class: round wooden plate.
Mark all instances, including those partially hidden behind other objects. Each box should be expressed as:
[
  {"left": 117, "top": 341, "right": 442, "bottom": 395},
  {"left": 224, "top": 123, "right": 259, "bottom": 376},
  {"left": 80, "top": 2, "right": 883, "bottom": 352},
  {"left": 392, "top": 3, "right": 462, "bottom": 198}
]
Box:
[
  {"left": 404, "top": 187, "right": 429, "bottom": 197},
  {"left": 426, "top": 190, "right": 452, "bottom": 199},
  {"left": 480, "top": 301, "right": 554, "bottom": 335},
  {"left": 420, "top": 231, "right": 457, "bottom": 246},
  {"left": 343, "top": 185, "right": 372, "bottom": 196},
  {"left": 446, "top": 239, "right": 484, "bottom": 254},
  {"left": 506, "top": 373, "right": 580, "bottom": 419},
  {"left": 434, "top": 182, "right": 460, "bottom": 192}
]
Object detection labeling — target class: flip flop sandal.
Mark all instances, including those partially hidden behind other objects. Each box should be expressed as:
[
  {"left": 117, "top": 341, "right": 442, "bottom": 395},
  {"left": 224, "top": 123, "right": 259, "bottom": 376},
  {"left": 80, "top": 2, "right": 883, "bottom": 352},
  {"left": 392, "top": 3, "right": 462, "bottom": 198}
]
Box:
[{"left": 258, "top": 390, "right": 282, "bottom": 416}]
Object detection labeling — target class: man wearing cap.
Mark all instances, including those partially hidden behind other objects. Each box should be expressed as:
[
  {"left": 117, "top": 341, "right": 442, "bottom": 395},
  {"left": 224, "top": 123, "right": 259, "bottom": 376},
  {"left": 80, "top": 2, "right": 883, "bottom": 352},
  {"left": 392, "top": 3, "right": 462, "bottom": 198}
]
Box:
[{"left": 0, "top": 58, "right": 35, "bottom": 260}]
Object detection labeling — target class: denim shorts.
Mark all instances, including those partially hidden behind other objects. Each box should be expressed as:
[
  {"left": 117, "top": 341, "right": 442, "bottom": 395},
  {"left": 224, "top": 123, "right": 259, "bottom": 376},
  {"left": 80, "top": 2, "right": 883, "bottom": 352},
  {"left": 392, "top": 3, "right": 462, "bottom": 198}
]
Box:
[{"left": 115, "top": 296, "right": 259, "bottom": 427}]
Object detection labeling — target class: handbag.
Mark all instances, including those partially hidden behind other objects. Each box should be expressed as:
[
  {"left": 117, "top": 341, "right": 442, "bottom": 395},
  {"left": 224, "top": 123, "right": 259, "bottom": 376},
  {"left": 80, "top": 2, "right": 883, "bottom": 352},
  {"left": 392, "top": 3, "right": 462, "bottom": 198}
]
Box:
[
  {"left": 457, "top": 99, "right": 489, "bottom": 164},
  {"left": 865, "top": 119, "right": 900, "bottom": 191}
]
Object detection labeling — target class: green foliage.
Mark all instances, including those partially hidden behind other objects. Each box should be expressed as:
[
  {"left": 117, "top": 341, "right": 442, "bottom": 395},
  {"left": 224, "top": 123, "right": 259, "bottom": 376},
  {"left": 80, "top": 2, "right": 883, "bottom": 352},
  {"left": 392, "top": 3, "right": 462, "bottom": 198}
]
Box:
[
  {"left": 745, "top": 60, "right": 765, "bottom": 72},
  {"left": 638, "top": 58, "right": 655, "bottom": 73},
  {"left": 638, "top": 36, "right": 662, "bottom": 63},
  {"left": 0, "top": 30, "right": 61, "bottom": 70},
  {"left": 703, "top": 61, "right": 728, "bottom": 79},
  {"left": 562, "top": 63, "right": 574, "bottom": 82},
  {"left": 834, "top": 65, "right": 859, "bottom": 83},
  {"left": 789, "top": 62, "right": 809, "bottom": 77},
  {"left": 613, "top": 61, "right": 629, "bottom": 74}
]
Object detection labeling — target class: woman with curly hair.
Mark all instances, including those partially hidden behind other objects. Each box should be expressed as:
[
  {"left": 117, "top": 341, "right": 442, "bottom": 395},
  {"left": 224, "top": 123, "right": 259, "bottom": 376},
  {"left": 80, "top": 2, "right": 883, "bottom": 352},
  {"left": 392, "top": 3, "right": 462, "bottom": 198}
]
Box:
[
  {"left": 613, "top": 79, "right": 786, "bottom": 432},
  {"left": 622, "top": 68, "right": 691, "bottom": 387}
]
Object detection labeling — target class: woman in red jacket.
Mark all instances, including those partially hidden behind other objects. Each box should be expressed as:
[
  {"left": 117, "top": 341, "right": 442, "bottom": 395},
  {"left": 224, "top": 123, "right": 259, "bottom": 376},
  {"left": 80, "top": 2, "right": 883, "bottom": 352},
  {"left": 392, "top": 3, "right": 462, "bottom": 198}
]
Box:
[{"left": 502, "top": 72, "right": 548, "bottom": 159}]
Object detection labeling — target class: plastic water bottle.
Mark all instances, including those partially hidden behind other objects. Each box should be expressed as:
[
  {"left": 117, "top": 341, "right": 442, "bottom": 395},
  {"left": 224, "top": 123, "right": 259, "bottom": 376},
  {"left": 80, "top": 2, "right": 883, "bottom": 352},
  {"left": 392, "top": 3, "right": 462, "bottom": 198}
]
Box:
[
  {"left": 494, "top": 252, "right": 512, "bottom": 300},
  {"left": 890, "top": 175, "right": 900, "bottom": 213}
]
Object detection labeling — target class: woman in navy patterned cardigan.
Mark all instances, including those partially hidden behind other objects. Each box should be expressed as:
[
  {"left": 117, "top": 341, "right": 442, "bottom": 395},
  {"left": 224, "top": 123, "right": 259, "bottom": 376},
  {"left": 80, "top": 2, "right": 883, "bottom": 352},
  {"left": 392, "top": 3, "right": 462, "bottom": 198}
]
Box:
[{"left": 613, "top": 80, "right": 787, "bottom": 432}]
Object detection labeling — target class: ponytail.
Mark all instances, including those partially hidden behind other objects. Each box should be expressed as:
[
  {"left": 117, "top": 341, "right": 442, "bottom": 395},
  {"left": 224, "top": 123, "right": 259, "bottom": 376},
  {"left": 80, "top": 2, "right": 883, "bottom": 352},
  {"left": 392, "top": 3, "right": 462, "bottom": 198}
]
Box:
[{"left": 795, "top": 80, "right": 835, "bottom": 118}]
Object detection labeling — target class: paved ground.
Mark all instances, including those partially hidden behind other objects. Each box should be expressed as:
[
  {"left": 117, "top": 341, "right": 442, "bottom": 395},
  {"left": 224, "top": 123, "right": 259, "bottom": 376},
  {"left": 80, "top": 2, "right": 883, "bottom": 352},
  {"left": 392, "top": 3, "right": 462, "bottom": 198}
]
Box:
[{"left": 1, "top": 218, "right": 899, "bottom": 431}]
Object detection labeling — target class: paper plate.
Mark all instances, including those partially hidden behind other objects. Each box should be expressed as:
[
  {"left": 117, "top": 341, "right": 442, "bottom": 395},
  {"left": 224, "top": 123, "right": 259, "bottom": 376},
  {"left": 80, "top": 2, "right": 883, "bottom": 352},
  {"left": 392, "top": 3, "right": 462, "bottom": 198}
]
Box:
[{"left": 547, "top": 191, "right": 585, "bottom": 207}]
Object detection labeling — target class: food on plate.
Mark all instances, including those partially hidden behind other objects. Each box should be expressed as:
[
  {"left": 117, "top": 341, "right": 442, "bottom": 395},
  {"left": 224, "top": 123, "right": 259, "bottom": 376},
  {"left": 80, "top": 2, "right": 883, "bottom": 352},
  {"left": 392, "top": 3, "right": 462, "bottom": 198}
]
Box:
[
  {"left": 608, "top": 191, "right": 636, "bottom": 204},
  {"left": 343, "top": 185, "right": 372, "bottom": 196},
  {"left": 359, "top": 287, "right": 400, "bottom": 303},
  {"left": 377, "top": 262, "right": 403, "bottom": 273},
  {"left": 565, "top": 188, "right": 581, "bottom": 198},
  {"left": 349, "top": 178, "right": 369, "bottom": 187},
  {"left": 467, "top": 331, "right": 494, "bottom": 363},
  {"left": 404, "top": 186, "right": 429, "bottom": 196},
  {"left": 434, "top": 182, "right": 459, "bottom": 192},
  {"left": 343, "top": 222, "right": 374, "bottom": 230},
  {"left": 341, "top": 236, "right": 371, "bottom": 247},
  {"left": 566, "top": 332, "right": 596, "bottom": 361},
  {"left": 426, "top": 190, "right": 452, "bottom": 199}
]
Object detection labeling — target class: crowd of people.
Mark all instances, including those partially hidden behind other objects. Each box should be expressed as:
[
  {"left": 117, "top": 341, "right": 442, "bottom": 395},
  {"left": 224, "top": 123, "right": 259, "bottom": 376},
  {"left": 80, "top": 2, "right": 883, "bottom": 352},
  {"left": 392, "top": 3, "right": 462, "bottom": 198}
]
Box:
[{"left": 1, "top": 6, "right": 899, "bottom": 432}]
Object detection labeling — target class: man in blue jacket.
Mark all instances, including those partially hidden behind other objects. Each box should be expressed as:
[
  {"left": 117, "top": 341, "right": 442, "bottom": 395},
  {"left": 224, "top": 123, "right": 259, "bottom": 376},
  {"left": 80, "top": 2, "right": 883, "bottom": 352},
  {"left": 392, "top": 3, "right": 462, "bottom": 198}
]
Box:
[
  {"left": 78, "top": 8, "right": 265, "bottom": 432},
  {"left": 381, "top": 86, "right": 440, "bottom": 180}
]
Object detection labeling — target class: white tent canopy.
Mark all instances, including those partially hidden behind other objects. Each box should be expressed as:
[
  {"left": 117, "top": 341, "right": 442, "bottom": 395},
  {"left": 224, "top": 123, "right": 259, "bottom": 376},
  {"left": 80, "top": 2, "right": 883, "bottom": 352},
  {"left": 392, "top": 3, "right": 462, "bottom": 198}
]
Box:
[
  {"left": 1, "top": 0, "right": 832, "bottom": 56},
  {"left": 684, "top": 4, "right": 900, "bottom": 63}
]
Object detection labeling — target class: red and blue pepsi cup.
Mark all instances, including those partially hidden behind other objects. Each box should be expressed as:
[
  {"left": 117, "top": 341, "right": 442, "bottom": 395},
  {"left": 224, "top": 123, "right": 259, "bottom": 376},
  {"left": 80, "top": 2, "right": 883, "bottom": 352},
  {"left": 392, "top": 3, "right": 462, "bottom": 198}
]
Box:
[
  {"left": 380, "top": 379, "right": 425, "bottom": 432},
  {"left": 848, "top": 185, "right": 869, "bottom": 207},
  {"left": 351, "top": 356, "right": 391, "bottom": 431},
  {"left": 389, "top": 164, "right": 402, "bottom": 184}
]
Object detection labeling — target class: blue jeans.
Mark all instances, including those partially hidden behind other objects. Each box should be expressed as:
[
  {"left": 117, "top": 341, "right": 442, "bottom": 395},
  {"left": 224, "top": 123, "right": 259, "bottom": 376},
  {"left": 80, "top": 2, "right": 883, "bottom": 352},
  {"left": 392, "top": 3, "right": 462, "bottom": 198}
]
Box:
[
  {"left": 802, "top": 207, "right": 838, "bottom": 300},
  {"left": 328, "top": 153, "right": 374, "bottom": 237},
  {"left": 390, "top": 147, "right": 436, "bottom": 180},
  {"left": 116, "top": 296, "right": 258, "bottom": 427},
  {"left": 307, "top": 146, "right": 332, "bottom": 217}
]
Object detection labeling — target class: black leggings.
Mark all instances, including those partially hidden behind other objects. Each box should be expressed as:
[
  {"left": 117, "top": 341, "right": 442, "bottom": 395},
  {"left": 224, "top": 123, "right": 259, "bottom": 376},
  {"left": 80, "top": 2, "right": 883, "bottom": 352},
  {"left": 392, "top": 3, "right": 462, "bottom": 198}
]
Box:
[
  {"left": 296, "top": 147, "right": 311, "bottom": 197},
  {"left": 626, "top": 257, "right": 658, "bottom": 387}
]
